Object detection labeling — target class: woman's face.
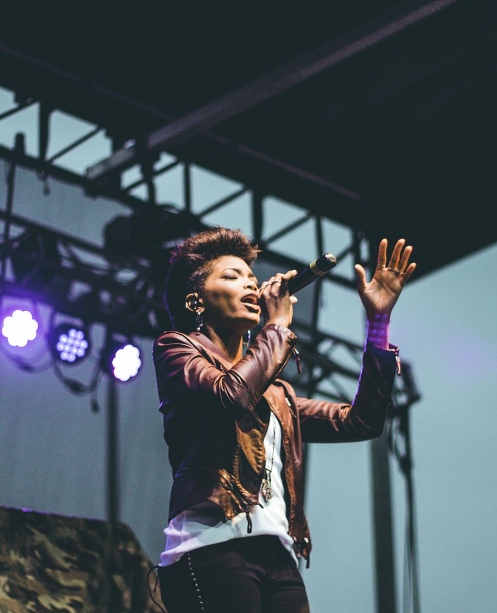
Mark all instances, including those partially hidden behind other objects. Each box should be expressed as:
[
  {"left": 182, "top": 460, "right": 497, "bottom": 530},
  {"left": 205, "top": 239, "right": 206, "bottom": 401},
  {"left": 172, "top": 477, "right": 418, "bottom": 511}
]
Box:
[{"left": 200, "top": 255, "right": 260, "bottom": 334}]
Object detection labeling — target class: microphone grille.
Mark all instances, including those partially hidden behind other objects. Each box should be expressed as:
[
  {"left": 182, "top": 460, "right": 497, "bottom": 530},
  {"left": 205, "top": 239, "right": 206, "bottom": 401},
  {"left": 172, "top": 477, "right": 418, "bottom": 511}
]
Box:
[{"left": 324, "top": 253, "right": 337, "bottom": 267}]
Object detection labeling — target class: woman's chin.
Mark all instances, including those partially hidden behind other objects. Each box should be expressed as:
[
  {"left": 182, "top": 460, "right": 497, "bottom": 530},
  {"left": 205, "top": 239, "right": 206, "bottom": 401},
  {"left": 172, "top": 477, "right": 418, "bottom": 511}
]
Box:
[
  {"left": 233, "top": 314, "right": 260, "bottom": 335},
  {"left": 246, "top": 313, "right": 261, "bottom": 328},
  {"left": 208, "top": 313, "right": 260, "bottom": 337}
]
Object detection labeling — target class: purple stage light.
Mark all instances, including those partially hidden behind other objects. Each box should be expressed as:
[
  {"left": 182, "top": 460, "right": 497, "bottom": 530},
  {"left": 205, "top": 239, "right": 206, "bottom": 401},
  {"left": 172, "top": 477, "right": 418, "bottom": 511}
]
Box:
[
  {"left": 53, "top": 325, "right": 89, "bottom": 364},
  {"left": 111, "top": 343, "right": 142, "bottom": 382},
  {"left": 1, "top": 310, "right": 39, "bottom": 347}
]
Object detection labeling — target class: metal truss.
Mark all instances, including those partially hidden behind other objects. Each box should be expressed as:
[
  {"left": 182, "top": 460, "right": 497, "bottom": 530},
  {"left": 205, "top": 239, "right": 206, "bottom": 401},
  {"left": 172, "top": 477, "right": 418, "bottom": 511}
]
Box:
[
  {"left": 0, "top": 208, "right": 419, "bottom": 413},
  {"left": 0, "top": 77, "right": 421, "bottom": 613},
  {"left": 0, "top": 136, "right": 419, "bottom": 413}
]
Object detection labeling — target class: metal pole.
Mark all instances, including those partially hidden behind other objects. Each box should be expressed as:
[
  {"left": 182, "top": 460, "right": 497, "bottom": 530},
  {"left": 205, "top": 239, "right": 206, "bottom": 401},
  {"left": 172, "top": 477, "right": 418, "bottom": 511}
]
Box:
[
  {"left": 371, "top": 433, "right": 398, "bottom": 613},
  {"left": 0, "top": 134, "right": 24, "bottom": 285},
  {"left": 107, "top": 376, "right": 119, "bottom": 525},
  {"left": 106, "top": 375, "right": 120, "bottom": 612},
  {"left": 183, "top": 162, "right": 192, "bottom": 213}
]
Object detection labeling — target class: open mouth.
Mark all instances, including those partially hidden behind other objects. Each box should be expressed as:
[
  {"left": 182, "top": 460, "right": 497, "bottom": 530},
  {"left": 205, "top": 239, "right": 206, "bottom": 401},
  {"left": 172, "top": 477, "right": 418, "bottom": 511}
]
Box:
[{"left": 241, "top": 295, "right": 260, "bottom": 309}]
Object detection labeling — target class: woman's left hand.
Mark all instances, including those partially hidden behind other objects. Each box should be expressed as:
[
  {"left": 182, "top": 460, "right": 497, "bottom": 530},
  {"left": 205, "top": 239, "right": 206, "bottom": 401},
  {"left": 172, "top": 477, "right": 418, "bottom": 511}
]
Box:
[
  {"left": 258, "top": 269, "right": 298, "bottom": 329},
  {"left": 354, "top": 238, "right": 416, "bottom": 321}
]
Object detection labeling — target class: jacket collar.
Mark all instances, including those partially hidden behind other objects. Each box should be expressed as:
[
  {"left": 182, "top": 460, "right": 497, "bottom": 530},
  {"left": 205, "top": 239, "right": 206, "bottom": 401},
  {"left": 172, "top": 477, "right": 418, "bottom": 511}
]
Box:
[
  {"left": 188, "top": 331, "right": 285, "bottom": 414},
  {"left": 187, "top": 331, "right": 235, "bottom": 368}
]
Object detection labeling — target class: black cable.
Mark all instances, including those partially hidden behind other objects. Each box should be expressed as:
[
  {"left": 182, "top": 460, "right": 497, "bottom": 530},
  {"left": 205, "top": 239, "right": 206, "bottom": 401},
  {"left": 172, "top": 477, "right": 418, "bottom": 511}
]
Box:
[
  {"left": 0, "top": 338, "right": 53, "bottom": 373},
  {"left": 147, "top": 565, "right": 167, "bottom": 613},
  {"left": 50, "top": 352, "right": 101, "bottom": 395}
]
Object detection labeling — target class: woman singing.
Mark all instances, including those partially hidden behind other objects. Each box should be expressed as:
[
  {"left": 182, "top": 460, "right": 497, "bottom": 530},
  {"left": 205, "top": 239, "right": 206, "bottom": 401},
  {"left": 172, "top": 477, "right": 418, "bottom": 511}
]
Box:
[{"left": 152, "top": 226, "right": 415, "bottom": 613}]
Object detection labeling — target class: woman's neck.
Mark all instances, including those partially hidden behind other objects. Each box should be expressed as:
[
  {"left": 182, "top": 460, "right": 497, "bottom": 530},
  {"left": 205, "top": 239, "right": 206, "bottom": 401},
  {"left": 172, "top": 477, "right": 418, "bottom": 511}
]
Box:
[{"left": 203, "top": 325, "right": 243, "bottom": 364}]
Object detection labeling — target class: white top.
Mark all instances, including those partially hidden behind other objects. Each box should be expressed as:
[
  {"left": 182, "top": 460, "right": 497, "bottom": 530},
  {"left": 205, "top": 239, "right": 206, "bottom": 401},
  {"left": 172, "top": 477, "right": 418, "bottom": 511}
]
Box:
[{"left": 159, "top": 411, "right": 298, "bottom": 566}]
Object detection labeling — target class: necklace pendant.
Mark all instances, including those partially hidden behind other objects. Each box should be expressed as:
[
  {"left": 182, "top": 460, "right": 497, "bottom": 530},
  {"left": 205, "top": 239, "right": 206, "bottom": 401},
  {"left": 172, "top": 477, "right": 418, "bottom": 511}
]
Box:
[
  {"left": 262, "top": 469, "right": 273, "bottom": 503},
  {"left": 261, "top": 480, "right": 272, "bottom": 502}
]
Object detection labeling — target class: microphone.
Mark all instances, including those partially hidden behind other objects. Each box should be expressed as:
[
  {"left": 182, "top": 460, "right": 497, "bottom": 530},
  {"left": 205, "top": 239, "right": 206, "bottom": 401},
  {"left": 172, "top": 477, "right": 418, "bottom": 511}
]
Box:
[{"left": 288, "top": 253, "right": 337, "bottom": 295}]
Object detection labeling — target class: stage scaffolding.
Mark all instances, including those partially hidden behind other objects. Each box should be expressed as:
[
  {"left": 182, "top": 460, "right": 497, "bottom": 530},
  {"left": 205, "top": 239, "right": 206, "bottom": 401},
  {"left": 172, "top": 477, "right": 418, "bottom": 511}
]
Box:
[{"left": 0, "top": 83, "right": 420, "bottom": 613}]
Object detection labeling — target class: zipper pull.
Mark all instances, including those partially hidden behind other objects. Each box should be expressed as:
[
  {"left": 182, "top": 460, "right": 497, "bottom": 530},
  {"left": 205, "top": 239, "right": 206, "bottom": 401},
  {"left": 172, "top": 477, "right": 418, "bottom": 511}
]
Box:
[
  {"left": 292, "top": 347, "right": 303, "bottom": 374},
  {"left": 245, "top": 509, "right": 253, "bottom": 534},
  {"left": 396, "top": 354, "right": 402, "bottom": 376},
  {"left": 285, "top": 395, "right": 296, "bottom": 417}
]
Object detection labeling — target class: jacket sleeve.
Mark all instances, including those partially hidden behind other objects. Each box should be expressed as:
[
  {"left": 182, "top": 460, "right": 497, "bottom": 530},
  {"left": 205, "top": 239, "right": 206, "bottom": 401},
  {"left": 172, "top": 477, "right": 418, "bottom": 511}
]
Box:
[
  {"left": 296, "top": 342, "right": 399, "bottom": 443},
  {"left": 153, "top": 325, "right": 297, "bottom": 417}
]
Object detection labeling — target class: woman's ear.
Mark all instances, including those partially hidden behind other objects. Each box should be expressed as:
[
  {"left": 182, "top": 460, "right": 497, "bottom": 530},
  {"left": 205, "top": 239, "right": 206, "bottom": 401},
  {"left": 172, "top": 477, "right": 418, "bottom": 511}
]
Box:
[{"left": 185, "top": 293, "right": 203, "bottom": 312}]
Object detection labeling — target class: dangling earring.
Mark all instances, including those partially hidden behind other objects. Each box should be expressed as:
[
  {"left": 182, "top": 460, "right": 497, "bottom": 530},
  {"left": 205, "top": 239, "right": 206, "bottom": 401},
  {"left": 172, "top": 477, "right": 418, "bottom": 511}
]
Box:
[
  {"left": 195, "top": 309, "right": 203, "bottom": 335},
  {"left": 243, "top": 330, "right": 251, "bottom": 347},
  {"left": 185, "top": 294, "right": 203, "bottom": 335}
]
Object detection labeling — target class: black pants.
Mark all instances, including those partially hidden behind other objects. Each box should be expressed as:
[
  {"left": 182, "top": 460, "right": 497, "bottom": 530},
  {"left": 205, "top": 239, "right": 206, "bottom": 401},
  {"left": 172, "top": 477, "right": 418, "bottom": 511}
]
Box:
[{"left": 157, "top": 535, "right": 310, "bottom": 613}]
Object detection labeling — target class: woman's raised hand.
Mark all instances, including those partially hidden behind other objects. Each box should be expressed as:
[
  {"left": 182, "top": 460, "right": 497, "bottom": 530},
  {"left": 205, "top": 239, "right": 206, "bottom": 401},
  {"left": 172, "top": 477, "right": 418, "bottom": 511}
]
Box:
[
  {"left": 259, "top": 269, "right": 298, "bottom": 329},
  {"left": 354, "top": 239, "right": 416, "bottom": 322}
]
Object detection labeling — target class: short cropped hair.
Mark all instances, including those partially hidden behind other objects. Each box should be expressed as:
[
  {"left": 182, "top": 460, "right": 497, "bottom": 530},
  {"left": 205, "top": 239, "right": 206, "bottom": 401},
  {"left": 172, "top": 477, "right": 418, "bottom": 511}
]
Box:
[{"left": 163, "top": 227, "right": 260, "bottom": 332}]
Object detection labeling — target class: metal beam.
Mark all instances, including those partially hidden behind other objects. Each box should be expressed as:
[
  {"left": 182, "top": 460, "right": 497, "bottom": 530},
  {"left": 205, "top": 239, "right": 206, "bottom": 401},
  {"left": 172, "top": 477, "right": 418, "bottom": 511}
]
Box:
[
  {"left": 371, "top": 433, "right": 398, "bottom": 613},
  {"left": 0, "top": 98, "right": 36, "bottom": 122},
  {"left": 86, "top": 0, "right": 461, "bottom": 184},
  {"left": 0, "top": 214, "right": 419, "bottom": 408}
]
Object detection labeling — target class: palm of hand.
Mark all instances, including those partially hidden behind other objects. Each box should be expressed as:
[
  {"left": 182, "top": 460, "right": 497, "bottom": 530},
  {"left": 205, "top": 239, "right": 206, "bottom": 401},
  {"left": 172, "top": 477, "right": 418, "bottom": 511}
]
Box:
[
  {"left": 355, "top": 238, "right": 416, "bottom": 320},
  {"left": 361, "top": 269, "right": 403, "bottom": 316}
]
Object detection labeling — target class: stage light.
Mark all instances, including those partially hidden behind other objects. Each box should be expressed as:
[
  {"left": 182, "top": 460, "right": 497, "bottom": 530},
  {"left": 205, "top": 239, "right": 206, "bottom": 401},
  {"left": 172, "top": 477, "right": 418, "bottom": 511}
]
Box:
[
  {"left": 111, "top": 344, "right": 142, "bottom": 382},
  {"left": 49, "top": 323, "right": 90, "bottom": 364},
  {"left": 101, "top": 338, "right": 142, "bottom": 382},
  {"left": 1, "top": 309, "right": 39, "bottom": 347}
]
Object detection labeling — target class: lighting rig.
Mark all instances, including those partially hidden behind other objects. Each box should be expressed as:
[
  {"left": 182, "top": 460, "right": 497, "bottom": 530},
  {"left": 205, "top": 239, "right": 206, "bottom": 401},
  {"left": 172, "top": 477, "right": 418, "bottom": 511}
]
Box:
[
  {"left": 0, "top": 205, "right": 421, "bottom": 412},
  {"left": 0, "top": 210, "right": 162, "bottom": 398},
  {"left": 0, "top": 138, "right": 422, "bottom": 418},
  {"left": 0, "top": 78, "right": 424, "bottom": 609}
]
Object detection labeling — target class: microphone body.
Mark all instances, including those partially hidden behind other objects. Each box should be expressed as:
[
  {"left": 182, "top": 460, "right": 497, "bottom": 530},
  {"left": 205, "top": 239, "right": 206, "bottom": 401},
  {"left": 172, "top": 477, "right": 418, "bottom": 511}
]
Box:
[{"left": 288, "top": 253, "right": 337, "bottom": 295}]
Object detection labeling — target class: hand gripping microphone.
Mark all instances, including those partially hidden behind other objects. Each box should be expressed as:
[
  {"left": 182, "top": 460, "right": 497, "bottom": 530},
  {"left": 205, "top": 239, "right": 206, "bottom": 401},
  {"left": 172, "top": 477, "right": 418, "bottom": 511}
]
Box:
[{"left": 287, "top": 253, "right": 337, "bottom": 295}]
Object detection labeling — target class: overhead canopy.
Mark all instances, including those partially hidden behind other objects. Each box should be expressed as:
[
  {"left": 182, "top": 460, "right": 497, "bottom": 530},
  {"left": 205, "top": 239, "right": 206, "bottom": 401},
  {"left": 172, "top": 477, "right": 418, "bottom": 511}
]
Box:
[{"left": 1, "top": 0, "right": 496, "bottom": 280}]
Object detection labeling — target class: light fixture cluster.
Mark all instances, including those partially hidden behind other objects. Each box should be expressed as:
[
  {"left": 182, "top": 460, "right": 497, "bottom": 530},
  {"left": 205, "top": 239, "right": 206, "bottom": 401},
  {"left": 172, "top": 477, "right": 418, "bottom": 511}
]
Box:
[
  {"left": 1, "top": 303, "right": 143, "bottom": 385},
  {"left": 0, "top": 218, "right": 170, "bottom": 388}
]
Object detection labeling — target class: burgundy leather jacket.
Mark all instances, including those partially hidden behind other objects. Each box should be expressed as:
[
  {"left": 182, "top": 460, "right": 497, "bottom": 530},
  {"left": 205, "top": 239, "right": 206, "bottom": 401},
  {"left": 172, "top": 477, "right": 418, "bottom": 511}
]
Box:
[{"left": 153, "top": 324, "right": 399, "bottom": 564}]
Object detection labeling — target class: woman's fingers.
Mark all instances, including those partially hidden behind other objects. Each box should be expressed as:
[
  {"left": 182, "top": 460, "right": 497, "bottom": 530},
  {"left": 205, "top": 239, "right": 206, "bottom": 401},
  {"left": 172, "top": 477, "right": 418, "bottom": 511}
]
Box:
[
  {"left": 401, "top": 261, "right": 417, "bottom": 283},
  {"left": 376, "top": 238, "right": 388, "bottom": 269},
  {"left": 354, "top": 264, "right": 367, "bottom": 291},
  {"left": 260, "top": 270, "right": 297, "bottom": 295},
  {"left": 278, "top": 269, "right": 297, "bottom": 293},
  {"left": 376, "top": 238, "right": 415, "bottom": 282},
  {"left": 259, "top": 270, "right": 298, "bottom": 328},
  {"left": 397, "top": 244, "right": 413, "bottom": 275},
  {"left": 259, "top": 276, "right": 282, "bottom": 295},
  {"left": 386, "top": 238, "right": 405, "bottom": 272}
]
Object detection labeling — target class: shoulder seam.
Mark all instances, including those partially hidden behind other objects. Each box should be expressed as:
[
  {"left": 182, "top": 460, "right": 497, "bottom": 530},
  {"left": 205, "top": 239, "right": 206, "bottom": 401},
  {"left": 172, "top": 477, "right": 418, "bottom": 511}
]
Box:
[{"left": 153, "top": 331, "right": 205, "bottom": 355}]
